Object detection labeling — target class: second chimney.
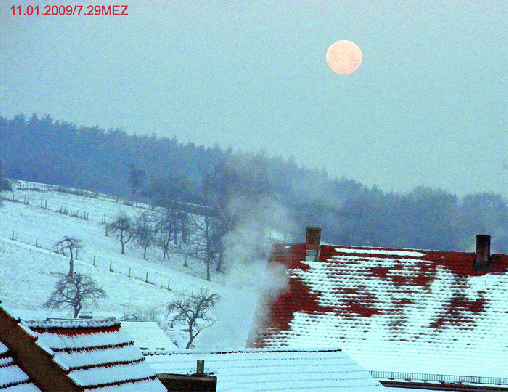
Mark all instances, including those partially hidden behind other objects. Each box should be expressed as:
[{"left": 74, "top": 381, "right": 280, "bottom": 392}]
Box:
[
  {"left": 306, "top": 227, "right": 321, "bottom": 262},
  {"left": 475, "top": 234, "right": 491, "bottom": 270}
]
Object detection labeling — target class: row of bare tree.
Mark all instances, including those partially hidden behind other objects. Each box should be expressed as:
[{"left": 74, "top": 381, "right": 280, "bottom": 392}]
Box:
[{"left": 46, "top": 236, "right": 219, "bottom": 349}]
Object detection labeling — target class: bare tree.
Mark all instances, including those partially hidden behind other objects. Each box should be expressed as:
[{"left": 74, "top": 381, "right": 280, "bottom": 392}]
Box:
[
  {"left": 127, "top": 164, "right": 145, "bottom": 201},
  {"left": 167, "top": 290, "right": 219, "bottom": 349},
  {"left": 189, "top": 213, "right": 225, "bottom": 280},
  {"left": 109, "top": 213, "right": 133, "bottom": 255},
  {"left": 44, "top": 273, "right": 106, "bottom": 318},
  {"left": 54, "top": 237, "right": 83, "bottom": 276},
  {"left": 133, "top": 213, "right": 155, "bottom": 260},
  {"left": 200, "top": 155, "right": 271, "bottom": 271},
  {"left": 0, "top": 160, "right": 9, "bottom": 193}
]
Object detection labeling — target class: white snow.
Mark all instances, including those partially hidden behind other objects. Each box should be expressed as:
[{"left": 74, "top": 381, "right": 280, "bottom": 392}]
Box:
[
  {"left": 334, "top": 247, "right": 426, "bottom": 257},
  {"left": 53, "top": 345, "right": 144, "bottom": 370},
  {"left": 0, "top": 182, "right": 248, "bottom": 349},
  {"left": 120, "top": 322, "right": 176, "bottom": 351},
  {"left": 147, "top": 349, "right": 383, "bottom": 391},
  {"left": 69, "top": 361, "right": 157, "bottom": 387},
  {"left": 0, "top": 364, "right": 30, "bottom": 386},
  {"left": 83, "top": 379, "right": 167, "bottom": 392},
  {"left": 0, "top": 341, "right": 8, "bottom": 354},
  {"left": 36, "top": 330, "right": 133, "bottom": 351}
]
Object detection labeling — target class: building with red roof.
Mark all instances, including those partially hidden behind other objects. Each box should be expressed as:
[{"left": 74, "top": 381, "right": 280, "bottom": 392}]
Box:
[
  {"left": 0, "top": 303, "right": 166, "bottom": 392},
  {"left": 250, "top": 228, "right": 508, "bottom": 390}
]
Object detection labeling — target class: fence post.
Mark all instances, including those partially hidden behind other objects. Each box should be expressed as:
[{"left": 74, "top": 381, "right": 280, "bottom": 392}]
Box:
[
  {"left": 93, "top": 256, "right": 96, "bottom": 266},
  {"left": 145, "top": 272, "right": 149, "bottom": 283},
  {"left": 128, "top": 268, "right": 131, "bottom": 278},
  {"left": 11, "top": 230, "right": 14, "bottom": 240},
  {"left": 109, "top": 262, "right": 113, "bottom": 272}
]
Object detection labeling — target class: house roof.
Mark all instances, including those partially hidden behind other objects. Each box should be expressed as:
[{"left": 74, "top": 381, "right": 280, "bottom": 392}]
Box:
[
  {"left": 252, "top": 241, "right": 508, "bottom": 378},
  {"left": 120, "top": 322, "right": 176, "bottom": 353},
  {"left": 0, "top": 305, "right": 166, "bottom": 392},
  {"left": 145, "top": 348, "right": 383, "bottom": 391},
  {"left": 0, "top": 341, "right": 42, "bottom": 391}
]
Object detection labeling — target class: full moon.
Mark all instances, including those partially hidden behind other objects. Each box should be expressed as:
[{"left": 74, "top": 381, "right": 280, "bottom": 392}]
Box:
[{"left": 326, "top": 40, "right": 363, "bottom": 75}]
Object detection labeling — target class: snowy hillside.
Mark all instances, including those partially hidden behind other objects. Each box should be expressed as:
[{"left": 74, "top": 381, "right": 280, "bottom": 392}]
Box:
[{"left": 0, "top": 181, "right": 272, "bottom": 349}]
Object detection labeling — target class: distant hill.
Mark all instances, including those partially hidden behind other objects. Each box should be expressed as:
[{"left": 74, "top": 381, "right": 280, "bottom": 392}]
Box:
[{"left": 1, "top": 113, "right": 508, "bottom": 252}]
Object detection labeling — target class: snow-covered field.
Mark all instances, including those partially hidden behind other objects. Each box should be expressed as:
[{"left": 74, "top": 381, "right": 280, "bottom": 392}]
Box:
[{"left": 0, "top": 181, "right": 262, "bottom": 349}]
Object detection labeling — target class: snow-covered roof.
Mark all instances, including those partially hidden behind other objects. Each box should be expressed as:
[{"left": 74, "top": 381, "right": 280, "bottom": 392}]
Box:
[
  {"left": 25, "top": 319, "right": 166, "bottom": 391},
  {"left": 145, "top": 349, "right": 383, "bottom": 391},
  {"left": 0, "top": 341, "right": 42, "bottom": 391},
  {"left": 0, "top": 306, "right": 166, "bottom": 392},
  {"left": 120, "top": 321, "right": 176, "bottom": 352},
  {"left": 253, "top": 243, "right": 508, "bottom": 378}
]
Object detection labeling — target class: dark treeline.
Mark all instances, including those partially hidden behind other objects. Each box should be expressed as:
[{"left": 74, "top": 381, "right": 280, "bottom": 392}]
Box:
[{"left": 1, "top": 113, "right": 507, "bottom": 253}]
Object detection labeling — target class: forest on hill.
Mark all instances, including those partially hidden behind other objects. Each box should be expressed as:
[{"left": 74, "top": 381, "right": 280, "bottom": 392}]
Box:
[{"left": 1, "top": 113, "right": 507, "bottom": 254}]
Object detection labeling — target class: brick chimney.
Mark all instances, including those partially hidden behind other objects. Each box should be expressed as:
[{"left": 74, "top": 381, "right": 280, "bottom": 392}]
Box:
[
  {"left": 475, "top": 234, "right": 491, "bottom": 271},
  {"left": 306, "top": 227, "right": 321, "bottom": 262}
]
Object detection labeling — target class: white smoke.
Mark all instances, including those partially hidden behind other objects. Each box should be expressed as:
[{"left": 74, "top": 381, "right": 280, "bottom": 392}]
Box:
[{"left": 198, "top": 197, "right": 294, "bottom": 350}]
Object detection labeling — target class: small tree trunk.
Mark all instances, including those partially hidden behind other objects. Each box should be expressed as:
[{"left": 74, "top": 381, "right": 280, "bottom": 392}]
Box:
[
  {"left": 216, "top": 252, "right": 224, "bottom": 273},
  {"left": 73, "top": 303, "right": 81, "bottom": 318},
  {"left": 206, "top": 255, "right": 211, "bottom": 281},
  {"left": 186, "top": 326, "right": 196, "bottom": 349},
  {"left": 120, "top": 230, "right": 125, "bottom": 254}
]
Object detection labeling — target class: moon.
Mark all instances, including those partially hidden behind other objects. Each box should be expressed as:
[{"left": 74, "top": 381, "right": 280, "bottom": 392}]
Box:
[{"left": 326, "top": 40, "right": 363, "bottom": 75}]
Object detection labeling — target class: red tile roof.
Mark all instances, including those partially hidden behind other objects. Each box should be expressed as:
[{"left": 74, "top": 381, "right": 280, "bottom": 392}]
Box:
[
  {"left": 251, "top": 243, "right": 508, "bottom": 376},
  {"left": 0, "top": 305, "right": 166, "bottom": 392},
  {"left": 24, "top": 319, "right": 167, "bottom": 391}
]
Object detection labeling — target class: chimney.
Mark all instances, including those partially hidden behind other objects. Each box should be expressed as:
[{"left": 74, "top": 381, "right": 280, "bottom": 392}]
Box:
[
  {"left": 475, "top": 234, "right": 491, "bottom": 270},
  {"left": 195, "top": 360, "right": 205, "bottom": 375},
  {"left": 306, "top": 227, "right": 321, "bottom": 262}
]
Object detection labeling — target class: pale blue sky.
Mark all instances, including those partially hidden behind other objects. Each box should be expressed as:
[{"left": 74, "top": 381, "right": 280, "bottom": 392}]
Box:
[{"left": 1, "top": 1, "right": 506, "bottom": 196}]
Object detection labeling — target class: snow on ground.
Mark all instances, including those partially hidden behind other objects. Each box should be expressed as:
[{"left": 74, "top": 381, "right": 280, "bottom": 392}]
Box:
[{"left": 0, "top": 182, "right": 248, "bottom": 348}]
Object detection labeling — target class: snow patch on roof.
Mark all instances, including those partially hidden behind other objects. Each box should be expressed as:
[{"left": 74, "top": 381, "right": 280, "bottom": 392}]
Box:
[
  {"left": 35, "top": 330, "right": 133, "bottom": 351},
  {"left": 24, "top": 318, "right": 118, "bottom": 330},
  {"left": 83, "top": 379, "right": 167, "bottom": 392},
  {"left": 335, "top": 247, "right": 426, "bottom": 257},
  {"left": 120, "top": 322, "right": 175, "bottom": 352},
  {"left": 147, "top": 349, "right": 383, "bottom": 391},
  {"left": 69, "top": 361, "right": 156, "bottom": 387},
  {"left": 54, "top": 345, "right": 144, "bottom": 370}
]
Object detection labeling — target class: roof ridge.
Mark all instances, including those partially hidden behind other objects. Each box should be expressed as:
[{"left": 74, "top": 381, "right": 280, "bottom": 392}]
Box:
[
  {"left": 51, "top": 341, "right": 133, "bottom": 353},
  {"left": 24, "top": 318, "right": 120, "bottom": 331},
  {"left": 74, "top": 375, "right": 158, "bottom": 390},
  {"left": 65, "top": 356, "right": 145, "bottom": 372}
]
